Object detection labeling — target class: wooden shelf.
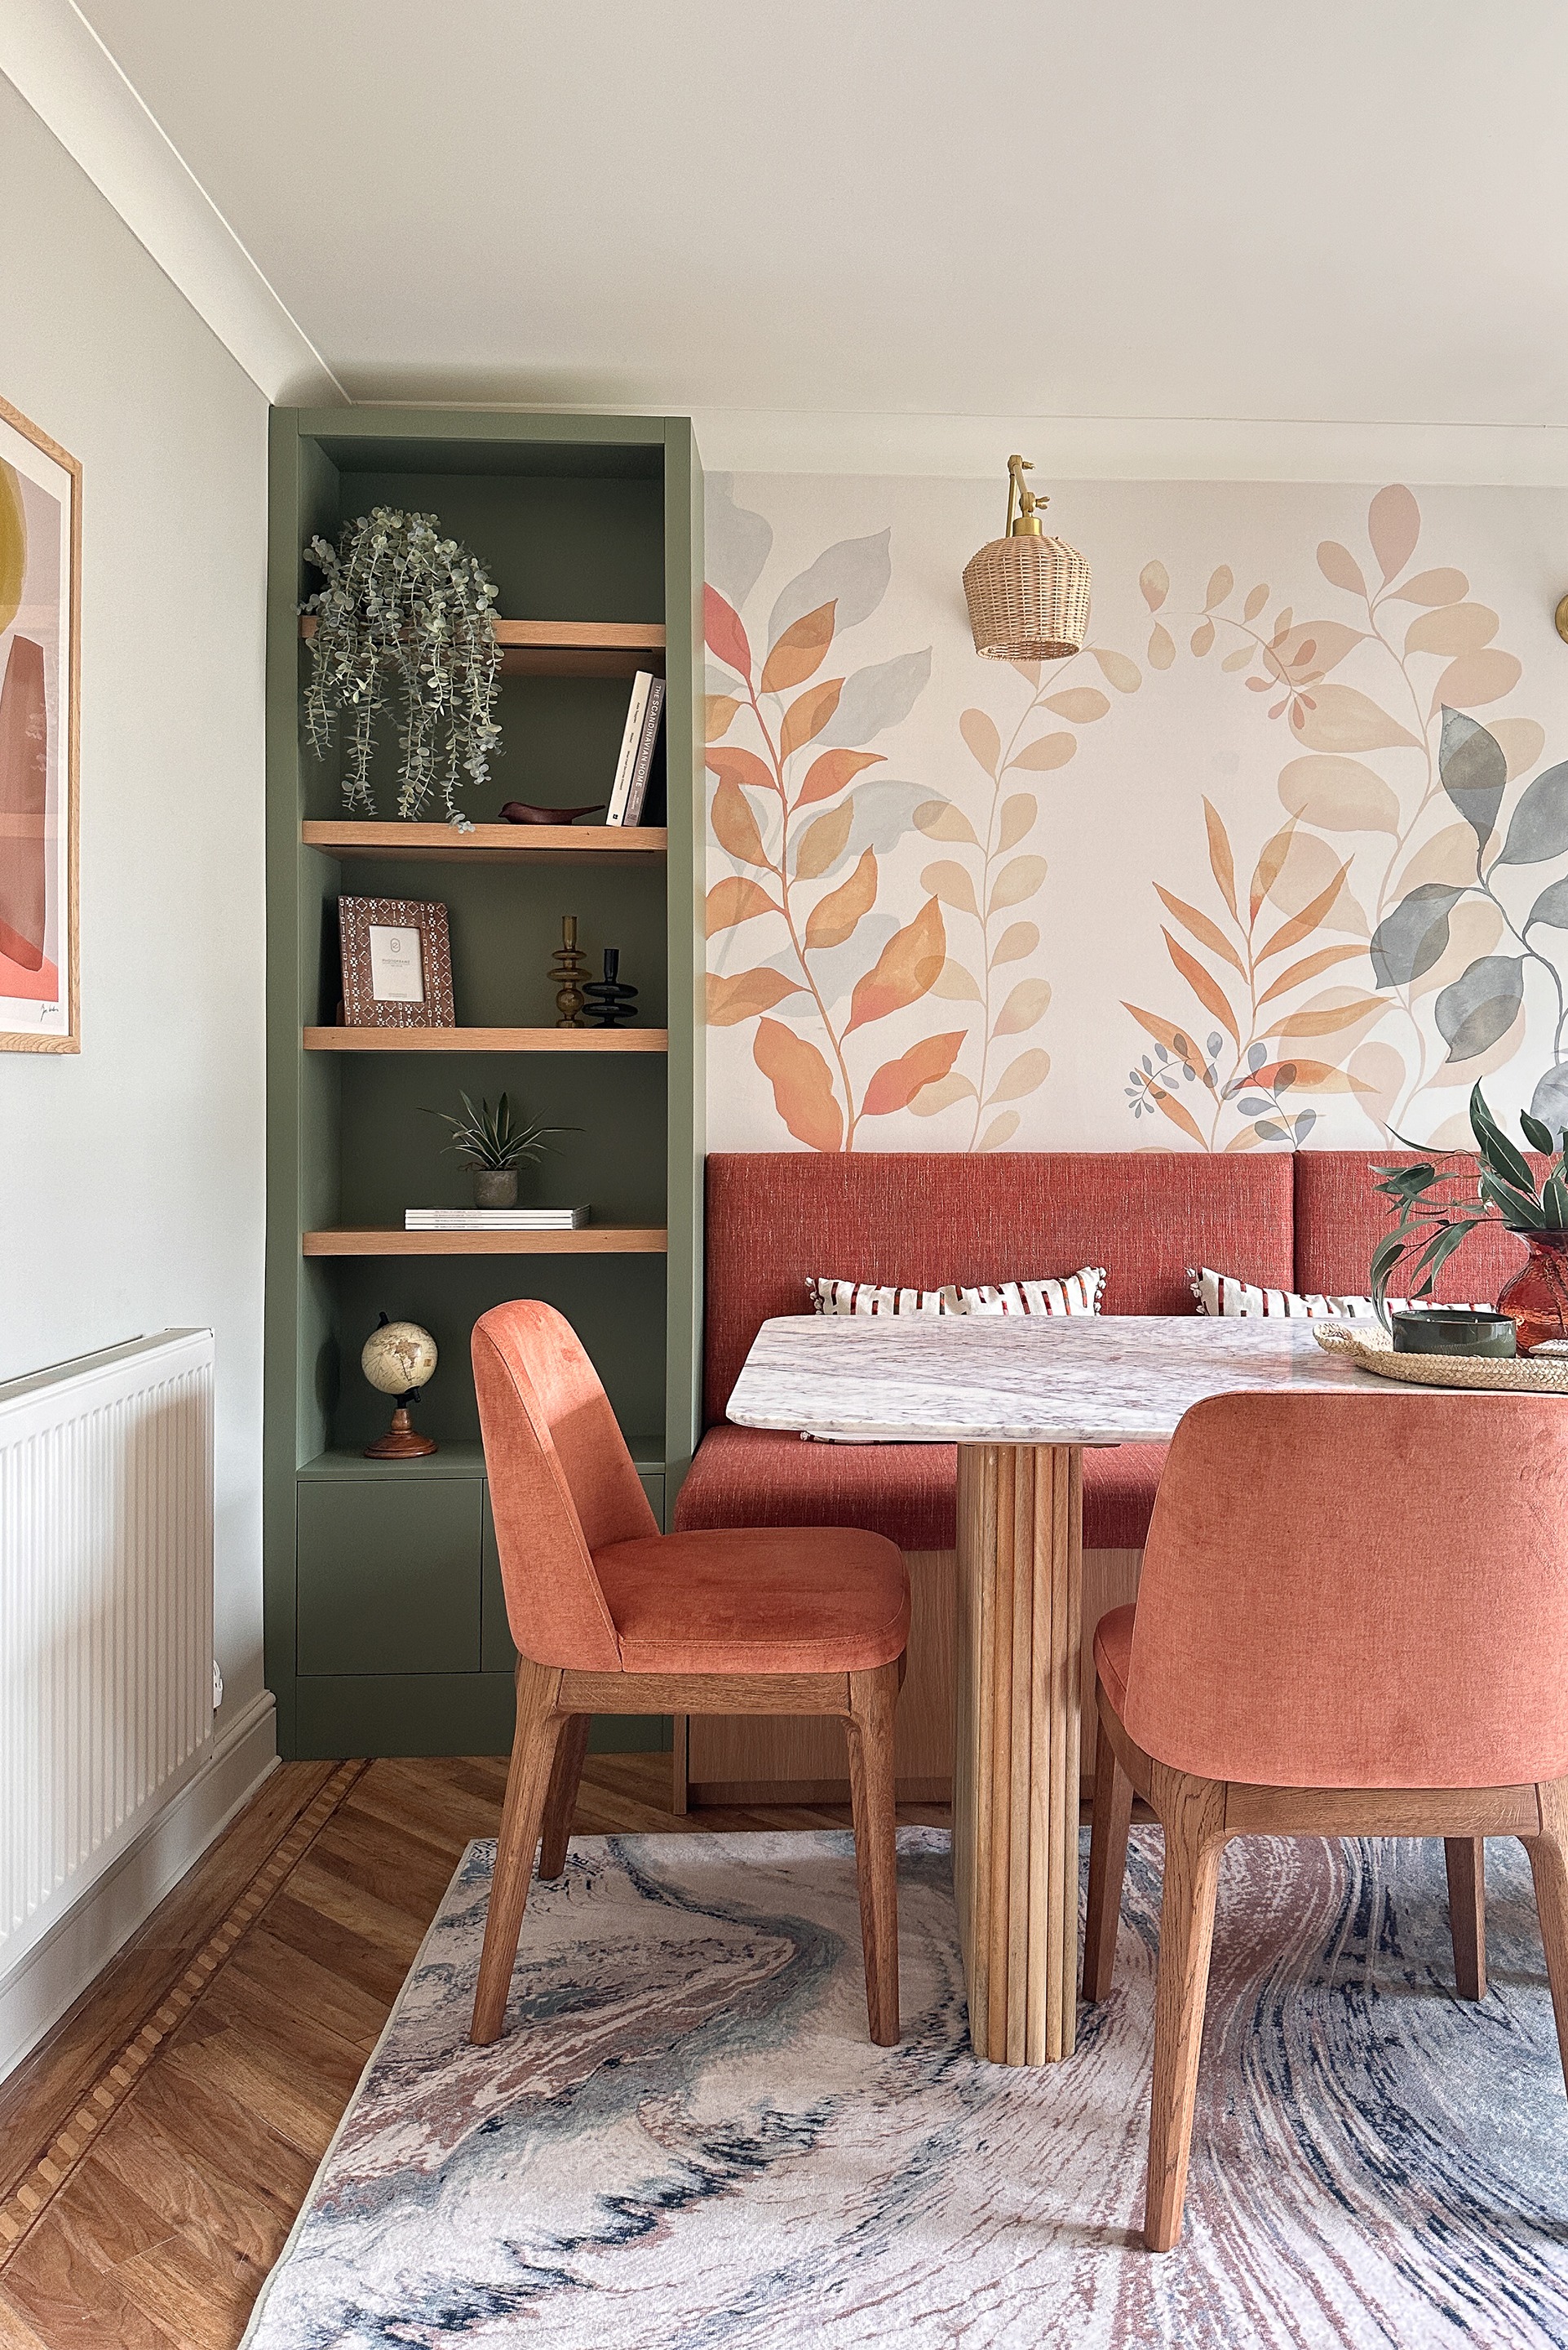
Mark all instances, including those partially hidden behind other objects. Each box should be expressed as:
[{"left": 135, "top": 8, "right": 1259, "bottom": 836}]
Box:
[
  {"left": 302, "top": 1226, "right": 668, "bottom": 1257},
  {"left": 299, "top": 615, "right": 665, "bottom": 678},
  {"left": 303, "top": 1026, "right": 667, "bottom": 1053},
  {"left": 302, "top": 820, "right": 666, "bottom": 865}
]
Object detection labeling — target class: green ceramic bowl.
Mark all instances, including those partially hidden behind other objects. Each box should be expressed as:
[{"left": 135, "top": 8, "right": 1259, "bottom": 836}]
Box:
[{"left": 1389, "top": 1309, "right": 1517, "bottom": 1359}]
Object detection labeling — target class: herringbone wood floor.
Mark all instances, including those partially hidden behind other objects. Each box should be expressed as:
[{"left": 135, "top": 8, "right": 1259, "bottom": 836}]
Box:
[{"left": 0, "top": 1754, "right": 950, "bottom": 2349}]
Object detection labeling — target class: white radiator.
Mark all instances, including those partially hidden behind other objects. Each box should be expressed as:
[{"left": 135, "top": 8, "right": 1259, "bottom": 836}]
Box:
[{"left": 0, "top": 1329, "right": 215, "bottom": 1989}]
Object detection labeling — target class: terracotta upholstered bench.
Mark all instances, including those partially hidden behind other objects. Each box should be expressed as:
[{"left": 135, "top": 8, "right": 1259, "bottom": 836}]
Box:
[{"left": 671, "top": 1148, "right": 1533, "bottom": 1807}]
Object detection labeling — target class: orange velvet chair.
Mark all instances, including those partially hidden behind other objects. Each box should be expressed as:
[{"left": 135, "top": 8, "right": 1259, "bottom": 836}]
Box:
[
  {"left": 1082, "top": 1390, "right": 1568, "bottom": 2252},
  {"left": 468, "top": 1299, "right": 910, "bottom": 2049}
]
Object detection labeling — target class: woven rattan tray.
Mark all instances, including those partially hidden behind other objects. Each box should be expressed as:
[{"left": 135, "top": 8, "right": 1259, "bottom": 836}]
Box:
[{"left": 1313, "top": 1321, "right": 1568, "bottom": 1392}]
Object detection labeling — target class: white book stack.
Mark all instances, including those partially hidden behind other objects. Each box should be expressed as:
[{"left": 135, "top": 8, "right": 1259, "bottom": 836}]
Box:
[
  {"left": 405, "top": 1207, "right": 590, "bottom": 1230},
  {"left": 605, "top": 671, "right": 666, "bottom": 827}
]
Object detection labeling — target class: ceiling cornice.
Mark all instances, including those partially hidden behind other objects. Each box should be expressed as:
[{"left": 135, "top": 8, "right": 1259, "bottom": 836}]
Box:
[{"left": 1, "top": 0, "right": 344, "bottom": 405}]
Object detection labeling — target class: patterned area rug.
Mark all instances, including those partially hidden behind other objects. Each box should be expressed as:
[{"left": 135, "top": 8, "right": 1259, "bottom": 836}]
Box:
[{"left": 241, "top": 1828, "right": 1568, "bottom": 2348}]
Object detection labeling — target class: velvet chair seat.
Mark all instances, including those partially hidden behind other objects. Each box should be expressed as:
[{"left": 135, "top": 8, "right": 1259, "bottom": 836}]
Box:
[{"left": 593, "top": 1525, "right": 910, "bottom": 1675}]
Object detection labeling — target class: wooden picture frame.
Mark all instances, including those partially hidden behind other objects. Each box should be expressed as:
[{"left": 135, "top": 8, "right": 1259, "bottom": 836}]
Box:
[
  {"left": 0, "top": 395, "right": 81, "bottom": 1053},
  {"left": 337, "top": 895, "right": 455, "bottom": 1029}
]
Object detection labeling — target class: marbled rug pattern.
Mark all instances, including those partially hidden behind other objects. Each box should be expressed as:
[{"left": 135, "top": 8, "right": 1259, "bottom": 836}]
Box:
[{"left": 242, "top": 1829, "right": 1568, "bottom": 2348}]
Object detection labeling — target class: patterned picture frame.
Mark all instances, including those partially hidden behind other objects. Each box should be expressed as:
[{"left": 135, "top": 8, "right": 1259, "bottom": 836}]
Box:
[{"left": 337, "top": 895, "right": 455, "bottom": 1029}]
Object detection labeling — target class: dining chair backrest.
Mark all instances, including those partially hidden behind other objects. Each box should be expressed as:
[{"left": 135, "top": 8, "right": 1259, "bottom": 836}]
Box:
[
  {"left": 472, "top": 1299, "right": 658, "bottom": 1672},
  {"left": 1123, "top": 1390, "right": 1568, "bottom": 1789}
]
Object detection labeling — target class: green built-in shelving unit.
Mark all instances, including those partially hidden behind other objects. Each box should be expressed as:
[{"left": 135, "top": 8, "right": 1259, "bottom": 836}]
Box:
[{"left": 264, "top": 409, "right": 704, "bottom": 1759}]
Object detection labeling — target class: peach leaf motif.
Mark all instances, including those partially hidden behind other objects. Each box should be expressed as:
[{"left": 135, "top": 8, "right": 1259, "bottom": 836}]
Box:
[
  {"left": 707, "top": 969, "right": 807, "bottom": 1026},
  {"left": 915, "top": 797, "right": 981, "bottom": 846},
  {"left": 846, "top": 898, "right": 946, "bottom": 1032},
  {"left": 1145, "top": 1087, "right": 1209, "bottom": 1146},
  {"left": 1404, "top": 603, "right": 1499, "bottom": 658},
  {"left": 921, "top": 860, "right": 981, "bottom": 918},
  {"left": 703, "top": 585, "right": 751, "bottom": 678},
  {"left": 932, "top": 958, "right": 983, "bottom": 1002},
  {"left": 706, "top": 745, "right": 775, "bottom": 797},
  {"left": 960, "top": 708, "right": 1002, "bottom": 776},
  {"left": 862, "top": 1031, "right": 968, "bottom": 1117},
  {"left": 1254, "top": 942, "right": 1365, "bottom": 1009},
  {"left": 1255, "top": 859, "right": 1355, "bottom": 960},
  {"left": 804, "top": 848, "right": 878, "bottom": 951},
  {"left": 705, "top": 694, "right": 740, "bottom": 742},
  {"left": 998, "top": 793, "right": 1038, "bottom": 851},
  {"left": 1140, "top": 561, "right": 1169, "bottom": 612},
  {"left": 760, "top": 601, "right": 836, "bottom": 695},
  {"left": 1386, "top": 567, "right": 1468, "bottom": 606},
  {"left": 989, "top": 854, "right": 1048, "bottom": 914},
  {"left": 977, "top": 1111, "right": 1022, "bottom": 1151},
  {"left": 1203, "top": 798, "right": 1238, "bottom": 918},
  {"left": 1242, "top": 582, "right": 1271, "bottom": 621},
  {"left": 1367, "top": 484, "right": 1420, "bottom": 583},
  {"left": 1289, "top": 681, "right": 1423, "bottom": 754},
  {"left": 753, "top": 1018, "right": 843, "bottom": 1151},
  {"left": 1147, "top": 624, "right": 1176, "bottom": 671},
  {"left": 1162, "top": 929, "right": 1240, "bottom": 1045},
  {"left": 1154, "top": 884, "right": 1246, "bottom": 974},
  {"left": 1317, "top": 541, "right": 1367, "bottom": 596},
  {"left": 711, "top": 775, "right": 770, "bottom": 867},
  {"left": 1090, "top": 647, "right": 1141, "bottom": 691},
  {"left": 796, "top": 747, "right": 882, "bottom": 808},
  {"left": 1008, "top": 733, "right": 1075, "bottom": 772},
  {"left": 986, "top": 1046, "right": 1051, "bottom": 1104},
  {"left": 1191, "top": 620, "right": 1216, "bottom": 657},
  {"left": 1268, "top": 994, "right": 1388, "bottom": 1039},
  {"left": 910, "top": 1071, "right": 979, "bottom": 1117},
  {"left": 1124, "top": 1003, "right": 1219, "bottom": 1084},
  {"left": 1429, "top": 650, "right": 1522, "bottom": 716},
  {"left": 994, "top": 978, "right": 1052, "bottom": 1035},
  {"left": 990, "top": 920, "right": 1039, "bottom": 966},
  {"left": 706, "top": 877, "right": 778, "bottom": 936},
  {"left": 1043, "top": 687, "right": 1110, "bottom": 723},
  {"left": 1203, "top": 567, "right": 1234, "bottom": 612},
  {"left": 780, "top": 678, "right": 844, "bottom": 758},
  {"left": 1278, "top": 755, "right": 1400, "bottom": 835},
  {"left": 794, "top": 799, "right": 855, "bottom": 880}
]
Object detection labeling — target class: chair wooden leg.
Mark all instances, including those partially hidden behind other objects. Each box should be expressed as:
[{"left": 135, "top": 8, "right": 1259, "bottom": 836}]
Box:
[
  {"left": 1144, "top": 1770, "right": 1228, "bottom": 2253},
  {"left": 470, "top": 1658, "right": 566, "bottom": 2047},
  {"left": 1083, "top": 1708, "right": 1135, "bottom": 2004},
  {"left": 844, "top": 1661, "right": 901, "bottom": 2046},
  {"left": 1524, "top": 1781, "right": 1568, "bottom": 2095},
  {"left": 1444, "top": 1836, "right": 1487, "bottom": 2002},
  {"left": 539, "top": 1713, "right": 591, "bottom": 1879}
]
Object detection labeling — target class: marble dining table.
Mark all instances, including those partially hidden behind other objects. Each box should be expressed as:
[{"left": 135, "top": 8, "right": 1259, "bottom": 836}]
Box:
[{"left": 725, "top": 1312, "right": 1378, "bottom": 2068}]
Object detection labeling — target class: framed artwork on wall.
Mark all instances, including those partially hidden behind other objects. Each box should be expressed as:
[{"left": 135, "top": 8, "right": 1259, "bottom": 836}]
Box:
[
  {"left": 337, "top": 895, "right": 455, "bottom": 1028},
  {"left": 0, "top": 396, "right": 80, "bottom": 1053}
]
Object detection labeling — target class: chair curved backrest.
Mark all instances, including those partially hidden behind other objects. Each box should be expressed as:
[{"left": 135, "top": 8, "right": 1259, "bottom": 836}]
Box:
[
  {"left": 472, "top": 1300, "right": 658, "bottom": 1671},
  {"left": 1122, "top": 1390, "right": 1568, "bottom": 1789}
]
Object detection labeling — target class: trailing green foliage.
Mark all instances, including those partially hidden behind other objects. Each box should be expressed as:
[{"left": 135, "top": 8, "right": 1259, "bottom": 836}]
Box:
[
  {"left": 302, "top": 508, "right": 502, "bottom": 824},
  {"left": 1371, "top": 1081, "right": 1568, "bottom": 1325},
  {"left": 423, "top": 1091, "right": 565, "bottom": 1171}
]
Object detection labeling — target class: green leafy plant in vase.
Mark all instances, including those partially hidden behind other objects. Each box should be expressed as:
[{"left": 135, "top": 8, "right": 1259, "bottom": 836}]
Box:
[
  {"left": 424, "top": 1091, "right": 567, "bottom": 1209},
  {"left": 1372, "top": 1081, "right": 1568, "bottom": 1350}
]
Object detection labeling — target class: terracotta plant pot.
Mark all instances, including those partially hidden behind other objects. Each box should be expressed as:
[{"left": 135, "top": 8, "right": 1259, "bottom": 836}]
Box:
[
  {"left": 1499, "top": 1230, "right": 1568, "bottom": 1353},
  {"left": 472, "top": 1167, "right": 519, "bottom": 1209}
]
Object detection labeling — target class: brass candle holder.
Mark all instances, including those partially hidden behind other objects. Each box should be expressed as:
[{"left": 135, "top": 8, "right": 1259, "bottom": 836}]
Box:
[{"left": 550, "top": 915, "right": 590, "bottom": 1027}]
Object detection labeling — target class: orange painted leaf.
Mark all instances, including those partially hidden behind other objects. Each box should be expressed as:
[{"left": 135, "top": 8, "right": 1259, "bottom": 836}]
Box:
[
  {"left": 1146, "top": 1085, "right": 1208, "bottom": 1146},
  {"left": 1251, "top": 1057, "right": 1376, "bottom": 1093},
  {"left": 705, "top": 694, "right": 740, "bottom": 742},
  {"left": 846, "top": 898, "right": 946, "bottom": 1032},
  {"left": 804, "top": 847, "right": 877, "bottom": 951},
  {"left": 960, "top": 708, "right": 1002, "bottom": 776},
  {"left": 1254, "top": 858, "right": 1353, "bottom": 961},
  {"left": 862, "top": 1031, "right": 968, "bottom": 1117},
  {"left": 1367, "top": 484, "right": 1420, "bottom": 584},
  {"left": 1249, "top": 821, "right": 1297, "bottom": 921},
  {"left": 704, "top": 585, "right": 751, "bottom": 679},
  {"left": 1203, "top": 798, "right": 1238, "bottom": 919},
  {"left": 1123, "top": 1001, "right": 1216, "bottom": 1086},
  {"left": 760, "top": 600, "right": 836, "bottom": 694},
  {"left": 1253, "top": 941, "right": 1364, "bottom": 1007},
  {"left": 1223, "top": 1124, "right": 1265, "bottom": 1151},
  {"left": 753, "top": 1018, "right": 843, "bottom": 1151},
  {"left": 706, "top": 968, "right": 805, "bottom": 1026},
  {"left": 1154, "top": 885, "right": 1245, "bottom": 974},
  {"left": 711, "top": 776, "right": 770, "bottom": 867},
  {"left": 795, "top": 747, "right": 882, "bottom": 809},
  {"left": 1162, "top": 929, "right": 1240, "bottom": 1046},
  {"left": 1009, "top": 732, "right": 1076, "bottom": 772},
  {"left": 705, "top": 877, "right": 778, "bottom": 936},
  {"left": 780, "top": 678, "right": 844, "bottom": 760},
  {"left": 706, "top": 744, "right": 776, "bottom": 796},
  {"left": 1268, "top": 995, "right": 1386, "bottom": 1039}
]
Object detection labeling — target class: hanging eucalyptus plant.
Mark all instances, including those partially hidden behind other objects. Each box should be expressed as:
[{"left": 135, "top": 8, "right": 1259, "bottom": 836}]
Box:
[{"left": 301, "top": 507, "right": 502, "bottom": 824}]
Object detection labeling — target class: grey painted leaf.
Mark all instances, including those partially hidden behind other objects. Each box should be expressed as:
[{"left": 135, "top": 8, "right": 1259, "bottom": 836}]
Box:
[
  {"left": 1437, "top": 707, "right": 1507, "bottom": 848},
  {"left": 1434, "top": 953, "right": 1525, "bottom": 1063},
  {"left": 1369, "top": 883, "right": 1465, "bottom": 988},
  {"left": 835, "top": 781, "right": 936, "bottom": 869},
  {"left": 1530, "top": 1061, "right": 1568, "bottom": 1135},
  {"left": 1527, "top": 876, "right": 1568, "bottom": 932},
  {"left": 1495, "top": 759, "right": 1568, "bottom": 867},
  {"left": 768, "top": 530, "right": 892, "bottom": 652},
  {"left": 706, "top": 476, "right": 773, "bottom": 610},
  {"left": 817, "top": 650, "right": 932, "bottom": 749}
]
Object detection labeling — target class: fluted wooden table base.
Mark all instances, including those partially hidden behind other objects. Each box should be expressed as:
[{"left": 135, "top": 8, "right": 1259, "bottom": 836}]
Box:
[{"left": 954, "top": 1443, "right": 1083, "bottom": 2064}]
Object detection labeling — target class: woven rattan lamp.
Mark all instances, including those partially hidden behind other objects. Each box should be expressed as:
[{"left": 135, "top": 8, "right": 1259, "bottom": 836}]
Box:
[{"left": 963, "top": 454, "right": 1090, "bottom": 661}]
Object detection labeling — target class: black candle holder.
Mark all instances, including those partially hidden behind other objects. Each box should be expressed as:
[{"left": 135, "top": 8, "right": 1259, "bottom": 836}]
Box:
[{"left": 582, "top": 947, "right": 639, "bottom": 1028}]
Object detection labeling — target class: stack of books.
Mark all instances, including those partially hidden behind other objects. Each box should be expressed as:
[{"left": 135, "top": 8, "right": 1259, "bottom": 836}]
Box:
[
  {"left": 606, "top": 671, "right": 666, "bottom": 826},
  {"left": 405, "top": 1206, "right": 590, "bottom": 1231}
]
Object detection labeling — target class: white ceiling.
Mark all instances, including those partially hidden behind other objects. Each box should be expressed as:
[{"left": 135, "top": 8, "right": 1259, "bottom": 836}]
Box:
[{"left": 36, "top": 0, "right": 1568, "bottom": 451}]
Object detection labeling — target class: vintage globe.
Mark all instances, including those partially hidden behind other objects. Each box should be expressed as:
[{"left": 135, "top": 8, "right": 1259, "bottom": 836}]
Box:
[{"left": 361, "top": 1319, "right": 438, "bottom": 1398}]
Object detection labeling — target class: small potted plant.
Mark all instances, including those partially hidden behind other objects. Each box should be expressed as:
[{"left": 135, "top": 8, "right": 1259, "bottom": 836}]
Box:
[
  {"left": 1372, "top": 1081, "right": 1568, "bottom": 1351},
  {"left": 424, "top": 1091, "right": 565, "bottom": 1209}
]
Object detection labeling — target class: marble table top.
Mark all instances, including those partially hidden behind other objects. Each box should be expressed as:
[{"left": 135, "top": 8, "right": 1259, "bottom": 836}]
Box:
[{"left": 726, "top": 1313, "right": 1391, "bottom": 1447}]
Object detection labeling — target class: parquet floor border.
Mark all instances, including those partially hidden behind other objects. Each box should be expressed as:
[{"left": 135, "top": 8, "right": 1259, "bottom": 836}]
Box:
[{"left": 0, "top": 1761, "right": 367, "bottom": 2273}]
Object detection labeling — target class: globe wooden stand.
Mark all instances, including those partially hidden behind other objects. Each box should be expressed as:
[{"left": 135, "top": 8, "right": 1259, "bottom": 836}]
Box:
[{"left": 364, "top": 1394, "right": 438, "bottom": 1459}]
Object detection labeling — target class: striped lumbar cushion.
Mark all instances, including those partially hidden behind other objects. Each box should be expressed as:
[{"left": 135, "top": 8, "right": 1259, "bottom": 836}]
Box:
[
  {"left": 1189, "top": 1266, "right": 1486, "bottom": 1320},
  {"left": 807, "top": 1268, "right": 1104, "bottom": 1319}
]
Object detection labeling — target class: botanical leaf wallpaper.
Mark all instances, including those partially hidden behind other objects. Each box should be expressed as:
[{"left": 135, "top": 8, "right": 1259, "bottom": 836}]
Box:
[{"left": 705, "top": 475, "right": 1568, "bottom": 1151}]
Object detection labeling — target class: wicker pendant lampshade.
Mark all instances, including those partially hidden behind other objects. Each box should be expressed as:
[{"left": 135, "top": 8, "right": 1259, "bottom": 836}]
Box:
[{"left": 963, "top": 454, "right": 1090, "bottom": 661}]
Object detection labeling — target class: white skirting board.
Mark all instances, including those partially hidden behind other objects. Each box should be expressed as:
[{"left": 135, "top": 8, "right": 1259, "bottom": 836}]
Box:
[{"left": 0, "top": 1687, "right": 277, "bottom": 2082}]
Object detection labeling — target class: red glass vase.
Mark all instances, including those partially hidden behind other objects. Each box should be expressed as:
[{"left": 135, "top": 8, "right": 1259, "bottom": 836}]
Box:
[{"left": 1498, "top": 1230, "right": 1568, "bottom": 1353}]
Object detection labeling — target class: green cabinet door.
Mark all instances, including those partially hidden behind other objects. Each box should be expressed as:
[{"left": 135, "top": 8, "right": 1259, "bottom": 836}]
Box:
[{"left": 298, "top": 1478, "right": 483, "bottom": 1676}]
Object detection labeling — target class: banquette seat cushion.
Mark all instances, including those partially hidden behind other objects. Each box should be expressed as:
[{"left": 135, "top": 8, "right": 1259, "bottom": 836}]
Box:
[{"left": 675, "top": 1151, "right": 1298, "bottom": 1552}]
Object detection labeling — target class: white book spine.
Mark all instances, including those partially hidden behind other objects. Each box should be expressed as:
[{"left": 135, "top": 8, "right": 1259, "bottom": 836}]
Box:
[
  {"left": 605, "top": 672, "right": 653, "bottom": 826},
  {"left": 621, "top": 677, "right": 667, "bottom": 828}
]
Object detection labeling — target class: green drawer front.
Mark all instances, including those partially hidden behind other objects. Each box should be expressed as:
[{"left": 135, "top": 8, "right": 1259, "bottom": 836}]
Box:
[{"left": 297, "top": 1479, "right": 483, "bottom": 1676}]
